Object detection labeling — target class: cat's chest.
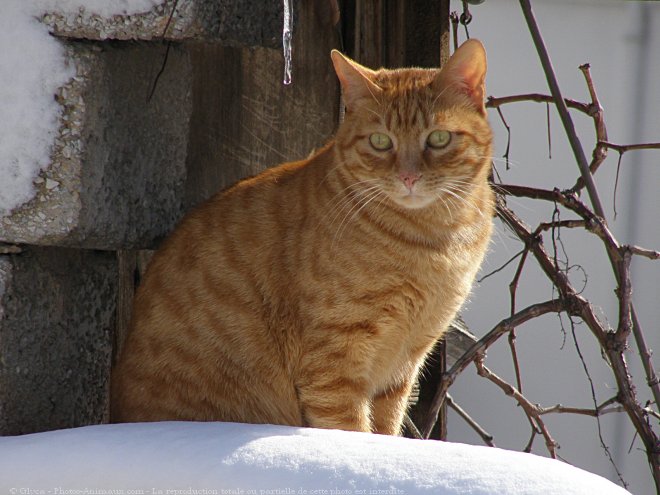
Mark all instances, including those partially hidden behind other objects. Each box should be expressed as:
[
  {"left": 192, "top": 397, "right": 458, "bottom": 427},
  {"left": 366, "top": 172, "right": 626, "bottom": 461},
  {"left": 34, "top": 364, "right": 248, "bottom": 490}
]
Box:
[{"left": 361, "top": 252, "right": 475, "bottom": 391}]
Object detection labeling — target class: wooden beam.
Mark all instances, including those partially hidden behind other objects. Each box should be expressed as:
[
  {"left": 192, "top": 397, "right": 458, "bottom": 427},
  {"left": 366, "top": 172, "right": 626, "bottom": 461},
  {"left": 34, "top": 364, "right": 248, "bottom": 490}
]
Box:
[
  {"left": 345, "top": 0, "right": 449, "bottom": 68},
  {"left": 184, "top": 0, "right": 341, "bottom": 208}
]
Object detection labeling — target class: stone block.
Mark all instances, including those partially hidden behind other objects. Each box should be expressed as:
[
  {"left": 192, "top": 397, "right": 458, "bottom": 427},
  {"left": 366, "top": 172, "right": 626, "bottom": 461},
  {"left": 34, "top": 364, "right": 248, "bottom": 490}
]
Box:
[
  {"left": 0, "top": 41, "right": 192, "bottom": 249},
  {"left": 42, "top": 0, "right": 283, "bottom": 47},
  {"left": 0, "top": 247, "right": 117, "bottom": 435}
]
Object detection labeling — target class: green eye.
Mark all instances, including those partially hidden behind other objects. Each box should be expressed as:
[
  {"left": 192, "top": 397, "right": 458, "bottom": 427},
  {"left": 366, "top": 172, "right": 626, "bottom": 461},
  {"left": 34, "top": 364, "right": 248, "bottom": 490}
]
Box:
[
  {"left": 427, "top": 130, "right": 451, "bottom": 149},
  {"left": 369, "top": 133, "right": 393, "bottom": 151}
]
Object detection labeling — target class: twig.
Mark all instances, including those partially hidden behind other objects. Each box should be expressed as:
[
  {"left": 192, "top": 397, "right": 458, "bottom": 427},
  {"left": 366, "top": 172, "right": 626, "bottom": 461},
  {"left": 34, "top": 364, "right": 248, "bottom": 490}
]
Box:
[
  {"left": 574, "top": 139, "right": 660, "bottom": 195},
  {"left": 538, "top": 401, "right": 624, "bottom": 417},
  {"left": 568, "top": 312, "right": 627, "bottom": 486},
  {"left": 404, "top": 414, "right": 423, "bottom": 440},
  {"left": 493, "top": 106, "right": 512, "bottom": 169},
  {"left": 598, "top": 141, "right": 660, "bottom": 153},
  {"left": 571, "top": 64, "right": 609, "bottom": 192},
  {"left": 509, "top": 248, "right": 529, "bottom": 316},
  {"left": 534, "top": 219, "right": 586, "bottom": 236},
  {"left": 477, "top": 249, "right": 524, "bottom": 283},
  {"left": 643, "top": 407, "right": 660, "bottom": 422},
  {"left": 475, "top": 356, "right": 558, "bottom": 458},
  {"left": 546, "top": 102, "right": 552, "bottom": 159},
  {"left": 508, "top": 330, "right": 523, "bottom": 393},
  {"left": 628, "top": 245, "right": 660, "bottom": 260},
  {"left": 446, "top": 394, "right": 496, "bottom": 447},
  {"left": 497, "top": 204, "right": 607, "bottom": 339}
]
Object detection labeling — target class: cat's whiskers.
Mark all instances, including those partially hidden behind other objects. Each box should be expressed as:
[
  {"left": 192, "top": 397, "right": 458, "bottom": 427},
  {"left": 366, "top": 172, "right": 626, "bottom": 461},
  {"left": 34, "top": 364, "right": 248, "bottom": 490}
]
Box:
[
  {"left": 325, "top": 178, "right": 382, "bottom": 213},
  {"left": 436, "top": 194, "right": 455, "bottom": 224},
  {"left": 437, "top": 180, "right": 472, "bottom": 205},
  {"left": 332, "top": 184, "right": 383, "bottom": 233},
  {"left": 331, "top": 186, "right": 386, "bottom": 250},
  {"left": 475, "top": 155, "right": 523, "bottom": 170},
  {"left": 318, "top": 152, "right": 376, "bottom": 188},
  {"left": 322, "top": 181, "right": 383, "bottom": 234},
  {"left": 433, "top": 179, "right": 487, "bottom": 220}
]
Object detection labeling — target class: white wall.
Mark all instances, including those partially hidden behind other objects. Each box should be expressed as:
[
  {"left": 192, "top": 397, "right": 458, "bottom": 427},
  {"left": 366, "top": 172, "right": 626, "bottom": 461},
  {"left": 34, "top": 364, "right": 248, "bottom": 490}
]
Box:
[{"left": 448, "top": 1, "right": 660, "bottom": 494}]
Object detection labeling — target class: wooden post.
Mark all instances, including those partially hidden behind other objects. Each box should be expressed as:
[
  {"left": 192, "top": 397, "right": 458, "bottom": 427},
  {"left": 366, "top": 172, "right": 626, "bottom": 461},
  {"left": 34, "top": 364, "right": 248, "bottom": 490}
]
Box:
[{"left": 343, "top": 0, "right": 449, "bottom": 69}]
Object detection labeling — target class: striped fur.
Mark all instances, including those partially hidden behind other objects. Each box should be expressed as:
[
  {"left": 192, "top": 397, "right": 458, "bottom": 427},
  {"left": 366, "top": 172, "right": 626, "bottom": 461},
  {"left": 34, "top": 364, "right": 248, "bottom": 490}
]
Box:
[{"left": 111, "top": 40, "right": 494, "bottom": 435}]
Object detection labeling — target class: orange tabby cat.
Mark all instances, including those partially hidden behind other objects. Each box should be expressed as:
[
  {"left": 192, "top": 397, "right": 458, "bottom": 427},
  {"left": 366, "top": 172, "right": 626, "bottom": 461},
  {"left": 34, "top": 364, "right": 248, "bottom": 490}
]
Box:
[{"left": 111, "top": 39, "right": 494, "bottom": 435}]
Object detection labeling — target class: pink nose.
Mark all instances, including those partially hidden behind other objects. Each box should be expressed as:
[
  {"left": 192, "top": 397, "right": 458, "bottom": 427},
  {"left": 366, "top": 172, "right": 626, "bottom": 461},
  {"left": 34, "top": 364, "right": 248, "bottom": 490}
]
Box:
[{"left": 399, "top": 171, "right": 421, "bottom": 190}]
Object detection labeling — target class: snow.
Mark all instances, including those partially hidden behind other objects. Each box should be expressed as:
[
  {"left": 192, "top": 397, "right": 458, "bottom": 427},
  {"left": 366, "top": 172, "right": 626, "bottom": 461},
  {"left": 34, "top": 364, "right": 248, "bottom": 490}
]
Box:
[
  {"left": 0, "top": 422, "right": 630, "bottom": 495},
  {"left": 0, "top": 0, "right": 161, "bottom": 215}
]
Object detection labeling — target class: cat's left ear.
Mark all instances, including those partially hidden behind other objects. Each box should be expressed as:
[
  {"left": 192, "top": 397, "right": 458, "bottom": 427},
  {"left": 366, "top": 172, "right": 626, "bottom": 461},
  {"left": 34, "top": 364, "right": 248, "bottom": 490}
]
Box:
[
  {"left": 331, "top": 50, "right": 382, "bottom": 110},
  {"left": 436, "top": 39, "right": 487, "bottom": 115}
]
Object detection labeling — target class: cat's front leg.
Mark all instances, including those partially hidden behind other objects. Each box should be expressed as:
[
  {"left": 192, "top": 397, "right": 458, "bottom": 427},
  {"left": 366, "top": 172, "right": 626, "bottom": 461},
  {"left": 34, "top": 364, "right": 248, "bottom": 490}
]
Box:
[
  {"left": 296, "top": 373, "right": 372, "bottom": 432},
  {"left": 371, "top": 379, "right": 414, "bottom": 436},
  {"left": 296, "top": 329, "right": 374, "bottom": 432}
]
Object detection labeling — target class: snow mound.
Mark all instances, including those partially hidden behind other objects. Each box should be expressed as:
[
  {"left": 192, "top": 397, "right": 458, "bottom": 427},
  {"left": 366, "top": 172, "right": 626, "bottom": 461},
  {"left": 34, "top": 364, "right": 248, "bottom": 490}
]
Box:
[{"left": 0, "top": 422, "right": 629, "bottom": 495}]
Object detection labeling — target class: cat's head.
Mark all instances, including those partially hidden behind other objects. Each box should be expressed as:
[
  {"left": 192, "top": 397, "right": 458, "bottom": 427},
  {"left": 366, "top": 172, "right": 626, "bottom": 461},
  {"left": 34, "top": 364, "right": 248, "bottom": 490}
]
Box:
[{"left": 331, "top": 40, "right": 492, "bottom": 212}]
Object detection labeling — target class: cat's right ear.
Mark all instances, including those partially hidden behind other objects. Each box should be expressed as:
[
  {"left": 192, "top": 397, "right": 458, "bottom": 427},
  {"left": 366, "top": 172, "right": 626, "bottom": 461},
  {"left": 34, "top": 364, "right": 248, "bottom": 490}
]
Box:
[
  {"left": 436, "top": 39, "right": 487, "bottom": 115},
  {"left": 331, "top": 50, "right": 382, "bottom": 110}
]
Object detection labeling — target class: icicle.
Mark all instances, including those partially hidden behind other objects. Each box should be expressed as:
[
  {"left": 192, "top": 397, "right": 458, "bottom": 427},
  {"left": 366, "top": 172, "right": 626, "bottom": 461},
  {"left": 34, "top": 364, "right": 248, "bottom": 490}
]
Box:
[{"left": 282, "top": 0, "right": 293, "bottom": 85}]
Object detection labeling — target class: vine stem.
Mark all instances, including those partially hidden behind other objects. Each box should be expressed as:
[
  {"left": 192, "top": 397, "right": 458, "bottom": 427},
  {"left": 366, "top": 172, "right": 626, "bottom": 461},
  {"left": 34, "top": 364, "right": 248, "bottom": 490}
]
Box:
[{"left": 518, "top": 0, "right": 604, "bottom": 218}]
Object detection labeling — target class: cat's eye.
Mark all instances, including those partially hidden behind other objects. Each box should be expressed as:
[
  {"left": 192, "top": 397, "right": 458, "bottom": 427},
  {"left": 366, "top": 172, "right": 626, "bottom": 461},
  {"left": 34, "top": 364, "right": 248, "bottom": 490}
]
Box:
[
  {"left": 426, "top": 130, "right": 452, "bottom": 149},
  {"left": 369, "top": 133, "right": 393, "bottom": 151}
]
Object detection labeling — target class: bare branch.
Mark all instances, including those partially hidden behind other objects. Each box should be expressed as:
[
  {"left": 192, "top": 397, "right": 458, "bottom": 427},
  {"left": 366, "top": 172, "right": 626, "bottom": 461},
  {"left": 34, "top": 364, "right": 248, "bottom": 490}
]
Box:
[
  {"left": 475, "top": 356, "right": 559, "bottom": 458},
  {"left": 628, "top": 245, "right": 660, "bottom": 261},
  {"left": 477, "top": 249, "right": 525, "bottom": 283},
  {"left": 570, "top": 64, "right": 609, "bottom": 192},
  {"left": 403, "top": 414, "right": 423, "bottom": 440},
  {"left": 598, "top": 141, "right": 660, "bottom": 153},
  {"left": 509, "top": 247, "right": 529, "bottom": 316},
  {"left": 508, "top": 330, "right": 523, "bottom": 393},
  {"left": 538, "top": 401, "right": 624, "bottom": 418},
  {"left": 486, "top": 94, "right": 590, "bottom": 114},
  {"left": 446, "top": 394, "right": 496, "bottom": 447},
  {"left": 534, "top": 219, "right": 586, "bottom": 236}
]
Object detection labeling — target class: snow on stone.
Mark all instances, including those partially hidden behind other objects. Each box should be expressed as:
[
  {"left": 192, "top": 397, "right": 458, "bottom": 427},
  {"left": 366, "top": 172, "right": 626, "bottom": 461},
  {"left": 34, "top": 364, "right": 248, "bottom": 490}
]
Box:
[
  {"left": 0, "top": 0, "right": 160, "bottom": 215},
  {"left": 0, "top": 422, "right": 630, "bottom": 494}
]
